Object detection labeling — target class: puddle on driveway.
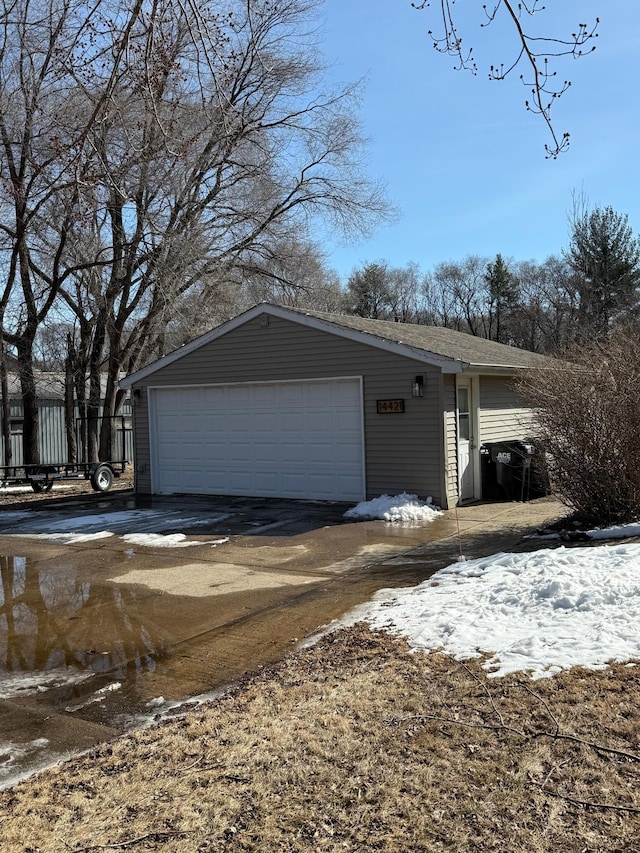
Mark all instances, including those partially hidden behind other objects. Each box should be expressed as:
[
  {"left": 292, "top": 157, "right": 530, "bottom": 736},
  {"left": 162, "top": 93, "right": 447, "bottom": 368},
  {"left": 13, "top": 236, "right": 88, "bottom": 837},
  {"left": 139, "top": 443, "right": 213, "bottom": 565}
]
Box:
[
  {"left": 0, "top": 497, "right": 563, "bottom": 789},
  {"left": 0, "top": 555, "right": 160, "bottom": 688},
  {"left": 0, "top": 553, "right": 168, "bottom": 787},
  {"left": 0, "top": 539, "right": 449, "bottom": 791}
]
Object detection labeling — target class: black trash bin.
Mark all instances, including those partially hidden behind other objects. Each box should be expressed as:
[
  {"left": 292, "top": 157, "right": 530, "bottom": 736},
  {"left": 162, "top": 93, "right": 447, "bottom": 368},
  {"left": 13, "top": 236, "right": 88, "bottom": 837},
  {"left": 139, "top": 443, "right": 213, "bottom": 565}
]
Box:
[{"left": 481, "top": 440, "right": 540, "bottom": 501}]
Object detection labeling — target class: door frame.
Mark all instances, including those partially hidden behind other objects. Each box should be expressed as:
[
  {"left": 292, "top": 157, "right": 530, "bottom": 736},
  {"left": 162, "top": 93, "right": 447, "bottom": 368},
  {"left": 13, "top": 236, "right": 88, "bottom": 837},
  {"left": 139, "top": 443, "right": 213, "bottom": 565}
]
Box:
[{"left": 456, "top": 375, "right": 480, "bottom": 503}]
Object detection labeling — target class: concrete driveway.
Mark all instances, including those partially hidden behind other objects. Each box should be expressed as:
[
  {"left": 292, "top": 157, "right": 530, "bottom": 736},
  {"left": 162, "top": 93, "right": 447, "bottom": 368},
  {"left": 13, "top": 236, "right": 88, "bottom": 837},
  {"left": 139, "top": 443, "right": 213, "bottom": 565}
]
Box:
[{"left": 0, "top": 491, "right": 565, "bottom": 788}]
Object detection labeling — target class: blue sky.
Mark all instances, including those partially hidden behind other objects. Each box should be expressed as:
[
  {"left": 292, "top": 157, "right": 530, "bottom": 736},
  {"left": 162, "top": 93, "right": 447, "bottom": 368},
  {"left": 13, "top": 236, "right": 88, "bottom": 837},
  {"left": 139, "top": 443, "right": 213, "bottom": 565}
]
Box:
[{"left": 318, "top": 0, "right": 639, "bottom": 278}]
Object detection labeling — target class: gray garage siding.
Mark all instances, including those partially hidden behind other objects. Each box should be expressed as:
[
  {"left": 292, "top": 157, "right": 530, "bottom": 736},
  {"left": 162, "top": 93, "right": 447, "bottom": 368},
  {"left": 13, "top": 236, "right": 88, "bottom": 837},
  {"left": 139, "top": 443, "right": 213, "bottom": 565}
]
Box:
[
  {"left": 478, "top": 376, "right": 537, "bottom": 444},
  {"left": 131, "top": 314, "right": 447, "bottom": 504}
]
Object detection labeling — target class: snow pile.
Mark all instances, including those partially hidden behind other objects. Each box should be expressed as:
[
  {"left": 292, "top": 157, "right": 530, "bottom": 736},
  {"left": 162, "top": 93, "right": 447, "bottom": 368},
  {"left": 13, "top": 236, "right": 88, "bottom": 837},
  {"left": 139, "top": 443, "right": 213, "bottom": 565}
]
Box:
[
  {"left": 120, "top": 532, "right": 229, "bottom": 548},
  {"left": 345, "top": 493, "right": 441, "bottom": 524},
  {"left": 346, "top": 543, "right": 640, "bottom": 679}
]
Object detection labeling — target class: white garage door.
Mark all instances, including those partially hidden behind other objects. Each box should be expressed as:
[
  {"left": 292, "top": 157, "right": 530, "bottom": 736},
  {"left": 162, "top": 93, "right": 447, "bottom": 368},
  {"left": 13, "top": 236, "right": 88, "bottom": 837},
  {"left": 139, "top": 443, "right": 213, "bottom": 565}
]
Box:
[{"left": 149, "top": 378, "right": 365, "bottom": 501}]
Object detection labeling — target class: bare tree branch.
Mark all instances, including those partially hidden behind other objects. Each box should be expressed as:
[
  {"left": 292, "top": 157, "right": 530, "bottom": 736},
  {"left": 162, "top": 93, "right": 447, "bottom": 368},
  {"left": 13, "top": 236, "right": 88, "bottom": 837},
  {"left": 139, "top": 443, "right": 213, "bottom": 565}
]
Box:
[{"left": 412, "top": 0, "right": 598, "bottom": 156}]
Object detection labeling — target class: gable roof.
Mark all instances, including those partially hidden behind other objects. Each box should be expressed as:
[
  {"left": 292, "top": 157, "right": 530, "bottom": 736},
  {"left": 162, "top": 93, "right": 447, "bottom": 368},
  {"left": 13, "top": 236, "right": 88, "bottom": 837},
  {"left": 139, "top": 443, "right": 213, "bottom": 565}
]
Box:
[{"left": 120, "top": 302, "right": 556, "bottom": 388}]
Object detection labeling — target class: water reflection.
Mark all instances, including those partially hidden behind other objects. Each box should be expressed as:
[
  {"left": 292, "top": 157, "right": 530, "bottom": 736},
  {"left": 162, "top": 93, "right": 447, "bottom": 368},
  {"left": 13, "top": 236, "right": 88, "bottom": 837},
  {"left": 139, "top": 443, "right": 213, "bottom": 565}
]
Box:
[{"left": 0, "top": 555, "right": 161, "bottom": 684}]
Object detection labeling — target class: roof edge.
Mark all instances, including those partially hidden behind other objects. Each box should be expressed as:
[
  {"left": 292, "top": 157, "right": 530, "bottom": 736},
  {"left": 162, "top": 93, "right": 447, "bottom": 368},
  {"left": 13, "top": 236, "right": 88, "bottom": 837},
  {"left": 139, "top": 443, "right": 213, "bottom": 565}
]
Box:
[
  {"left": 119, "top": 304, "right": 268, "bottom": 388},
  {"left": 120, "top": 303, "right": 463, "bottom": 388}
]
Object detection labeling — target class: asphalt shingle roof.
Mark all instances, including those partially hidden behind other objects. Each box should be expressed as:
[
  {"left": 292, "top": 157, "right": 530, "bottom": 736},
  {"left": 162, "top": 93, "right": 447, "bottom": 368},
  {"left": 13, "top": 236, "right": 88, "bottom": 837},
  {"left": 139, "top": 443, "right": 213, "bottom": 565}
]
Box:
[{"left": 285, "top": 307, "right": 556, "bottom": 369}]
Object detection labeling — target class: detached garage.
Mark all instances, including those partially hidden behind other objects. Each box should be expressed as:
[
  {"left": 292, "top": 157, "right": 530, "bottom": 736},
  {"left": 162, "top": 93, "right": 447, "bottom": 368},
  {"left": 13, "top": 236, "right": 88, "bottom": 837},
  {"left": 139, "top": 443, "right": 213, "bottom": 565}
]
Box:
[{"left": 120, "top": 303, "right": 555, "bottom": 508}]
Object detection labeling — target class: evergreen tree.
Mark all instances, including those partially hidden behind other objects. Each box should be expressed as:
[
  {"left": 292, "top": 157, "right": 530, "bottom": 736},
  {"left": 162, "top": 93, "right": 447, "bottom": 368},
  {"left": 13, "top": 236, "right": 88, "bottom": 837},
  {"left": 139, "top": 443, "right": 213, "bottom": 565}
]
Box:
[
  {"left": 485, "top": 254, "right": 519, "bottom": 343},
  {"left": 345, "top": 263, "right": 393, "bottom": 319},
  {"left": 566, "top": 206, "right": 640, "bottom": 340}
]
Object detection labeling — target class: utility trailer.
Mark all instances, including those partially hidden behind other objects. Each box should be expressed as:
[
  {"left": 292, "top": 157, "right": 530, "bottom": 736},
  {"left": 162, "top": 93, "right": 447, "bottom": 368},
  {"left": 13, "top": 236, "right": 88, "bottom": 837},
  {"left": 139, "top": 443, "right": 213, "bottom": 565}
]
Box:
[{"left": 0, "top": 460, "right": 127, "bottom": 493}]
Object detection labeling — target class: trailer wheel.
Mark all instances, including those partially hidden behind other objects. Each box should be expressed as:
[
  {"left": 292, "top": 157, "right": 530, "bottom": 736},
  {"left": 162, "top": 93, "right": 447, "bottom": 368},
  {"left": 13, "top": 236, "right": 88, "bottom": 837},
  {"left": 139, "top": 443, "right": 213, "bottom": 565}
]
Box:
[
  {"left": 31, "top": 479, "right": 54, "bottom": 493},
  {"left": 90, "top": 464, "right": 114, "bottom": 492}
]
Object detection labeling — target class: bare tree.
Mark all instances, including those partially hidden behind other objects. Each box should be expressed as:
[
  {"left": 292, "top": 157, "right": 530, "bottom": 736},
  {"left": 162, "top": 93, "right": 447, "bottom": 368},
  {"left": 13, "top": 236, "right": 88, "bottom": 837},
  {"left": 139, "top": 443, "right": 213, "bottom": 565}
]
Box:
[
  {"left": 427, "top": 256, "right": 490, "bottom": 335},
  {"left": 160, "top": 237, "right": 346, "bottom": 352},
  {"left": 412, "top": 1, "right": 599, "bottom": 156},
  {"left": 510, "top": 256, "right": 581, "bottom": 354},
  {"left": 518, "top": 328, "right": 640, "bottom": 524},
  {"left": 0, "top": 0, "right": 389, "bottom": 462},
  {"left": 241, "top": 238, "right": 344, "bottom": 314},
  {"left": 387, "top": 263, "right": 423, "bottom": 322},
  {"left": 0, "top": 0, "right": 149, "bottom": 463}
]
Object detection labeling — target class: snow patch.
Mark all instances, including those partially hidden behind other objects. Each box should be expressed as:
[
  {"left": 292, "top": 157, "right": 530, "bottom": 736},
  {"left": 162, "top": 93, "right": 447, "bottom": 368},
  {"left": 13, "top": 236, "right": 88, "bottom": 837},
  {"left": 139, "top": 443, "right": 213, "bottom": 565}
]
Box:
[
  {"left": 342, "top": 543, "right": 640, "bottom": 679},
  {"left": 123, "top": 533, "right": 202, "bottom": 548},
  {"left": 65, "top": 682, "right": 122, "bottom": 712},
  {"left": 345, "top": 493, "right": 441, "bottom": 524},
  {"left": 0, "top": 738, "right": 51, "bottom": 780},
  {"left": 0, "top": 668, "right": 93, "bottom": 699},
  {"left": 587, "top": 522, "right": 640, "bottom": 540},
  {"left": 24, "top": 531, "right": 114, "bottom": 545}
]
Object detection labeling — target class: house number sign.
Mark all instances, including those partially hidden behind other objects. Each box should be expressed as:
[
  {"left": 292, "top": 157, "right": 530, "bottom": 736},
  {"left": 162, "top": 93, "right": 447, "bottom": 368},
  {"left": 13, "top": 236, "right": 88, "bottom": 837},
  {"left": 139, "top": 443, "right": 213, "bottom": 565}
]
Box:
[{"left": 376, "top": 399, "right": 405, "bottom": 414}]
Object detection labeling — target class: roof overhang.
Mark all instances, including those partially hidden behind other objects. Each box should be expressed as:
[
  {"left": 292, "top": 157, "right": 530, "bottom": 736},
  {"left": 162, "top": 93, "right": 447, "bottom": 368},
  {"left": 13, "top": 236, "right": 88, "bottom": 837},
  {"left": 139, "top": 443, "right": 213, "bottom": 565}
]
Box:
[
  {"left": 461, "top": 363, "right": 527, "bottom": 376},
  {"left": 120, "top": 303, "right": 464, "bottom": 389}
]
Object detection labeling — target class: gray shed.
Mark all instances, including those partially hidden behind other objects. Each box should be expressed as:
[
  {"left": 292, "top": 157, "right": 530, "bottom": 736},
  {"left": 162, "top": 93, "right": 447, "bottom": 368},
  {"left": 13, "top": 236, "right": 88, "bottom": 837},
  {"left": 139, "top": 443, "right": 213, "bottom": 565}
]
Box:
[
  {"left": 1, "top": 370, "right": 133, "bottom": 466},
  {"left": 120, "top": 303, "right": 555, "bottom": 508}
]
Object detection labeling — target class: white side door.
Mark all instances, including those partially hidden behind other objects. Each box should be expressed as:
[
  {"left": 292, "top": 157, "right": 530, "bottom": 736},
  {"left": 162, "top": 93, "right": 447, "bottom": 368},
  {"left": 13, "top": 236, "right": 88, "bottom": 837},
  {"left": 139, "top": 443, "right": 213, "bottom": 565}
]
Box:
[{"left": 457, "top": 381, "right": 474, "bottom": 502}]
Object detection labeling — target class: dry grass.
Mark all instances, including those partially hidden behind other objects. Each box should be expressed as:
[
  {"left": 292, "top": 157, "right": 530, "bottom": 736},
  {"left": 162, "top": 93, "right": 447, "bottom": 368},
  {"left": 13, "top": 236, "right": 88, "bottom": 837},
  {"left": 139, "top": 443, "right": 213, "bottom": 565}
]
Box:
[{"left": 1, "top": 625, "right": 638, "bottom": 852}]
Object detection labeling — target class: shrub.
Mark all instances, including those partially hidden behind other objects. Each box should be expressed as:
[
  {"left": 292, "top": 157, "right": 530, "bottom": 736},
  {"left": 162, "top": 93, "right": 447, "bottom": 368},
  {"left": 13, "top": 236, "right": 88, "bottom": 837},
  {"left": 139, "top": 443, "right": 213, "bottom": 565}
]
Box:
[{"left": 517, "top": 329, "right": 640, "bottom": 525}]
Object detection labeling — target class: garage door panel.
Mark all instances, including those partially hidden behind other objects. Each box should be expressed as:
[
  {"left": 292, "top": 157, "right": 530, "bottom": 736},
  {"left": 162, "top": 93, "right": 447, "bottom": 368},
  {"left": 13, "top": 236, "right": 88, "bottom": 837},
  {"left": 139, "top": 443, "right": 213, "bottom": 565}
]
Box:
[
  {"left": 278, "top": 443, "right": 307, "bottom": 463},
  {"left": 178, "top": 444, "right": 203, "bottom": 463},
  {"left": 226, "top": 439, "right": 255, "bottom": 457},
  {"left": 279, "top": 384, "right": 304, "bottom": 403},
  {"left": 228, "top": 385, "right": 251, "bottom": 403},
  {"left": 151, "top": 379, "right": 364, "bottom": 500}
]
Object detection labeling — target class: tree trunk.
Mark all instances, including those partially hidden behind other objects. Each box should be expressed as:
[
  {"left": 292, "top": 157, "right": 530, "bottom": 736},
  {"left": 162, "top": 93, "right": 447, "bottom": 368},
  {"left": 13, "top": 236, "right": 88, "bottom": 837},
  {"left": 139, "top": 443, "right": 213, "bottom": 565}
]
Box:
[
  {"left": 16, "top": 340, "right": 40, "bottom": 465},
  {"left": 98, "top": 348, "right": 126, "bottom": 461},
  {"left": 76, "top": 380, "right": 88, "bottom": 464}
]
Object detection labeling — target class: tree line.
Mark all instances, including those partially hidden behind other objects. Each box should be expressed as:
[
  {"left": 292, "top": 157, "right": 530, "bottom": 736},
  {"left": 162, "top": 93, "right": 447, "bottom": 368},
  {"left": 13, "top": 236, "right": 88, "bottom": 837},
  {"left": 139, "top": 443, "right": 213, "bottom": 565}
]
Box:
[{"left": 336, "top": 203, "right": 640, "bottom": 355}]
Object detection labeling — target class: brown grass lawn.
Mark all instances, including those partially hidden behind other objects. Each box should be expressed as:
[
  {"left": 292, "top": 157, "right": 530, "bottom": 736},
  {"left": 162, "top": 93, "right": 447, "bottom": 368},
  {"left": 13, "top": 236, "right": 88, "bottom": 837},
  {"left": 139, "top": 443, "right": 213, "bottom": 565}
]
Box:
[{"left": 1, "top": 626, "right": 638, "bottom": 853}]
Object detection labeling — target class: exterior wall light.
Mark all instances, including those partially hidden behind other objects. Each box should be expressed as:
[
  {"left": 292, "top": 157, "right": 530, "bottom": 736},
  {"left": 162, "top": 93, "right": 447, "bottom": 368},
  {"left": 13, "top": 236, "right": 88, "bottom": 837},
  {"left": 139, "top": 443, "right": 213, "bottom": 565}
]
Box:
[{"left": 412, "top": 375, "right": 425, "bottom": 398}]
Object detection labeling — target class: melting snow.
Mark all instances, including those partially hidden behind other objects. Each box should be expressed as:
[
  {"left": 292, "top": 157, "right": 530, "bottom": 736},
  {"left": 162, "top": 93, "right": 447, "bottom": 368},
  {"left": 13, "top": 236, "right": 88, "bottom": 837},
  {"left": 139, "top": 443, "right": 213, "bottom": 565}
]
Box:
[
  {"left": 0, "top": 668, "right": 93, "bottom": 700},
  {"left": 345, "top": 493, "right": 441, "bottom": 524},
  {"left": 24, "top": 531, "right": 114, "bottom": 545},
  {"left": 0, "top": 739, "right": 51, "bottom": 787},
  {"left": 2, "top": 509, "right": 231, "bottom": 537},
  {"left": 588, "top": 522, "right": 640, "bottom": 540},
  {"left": 344, "top": 543, "right": 640, "bottom": 679},
  {"left": 123, "top": 533, "right": 209, "bottom": 548}
]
